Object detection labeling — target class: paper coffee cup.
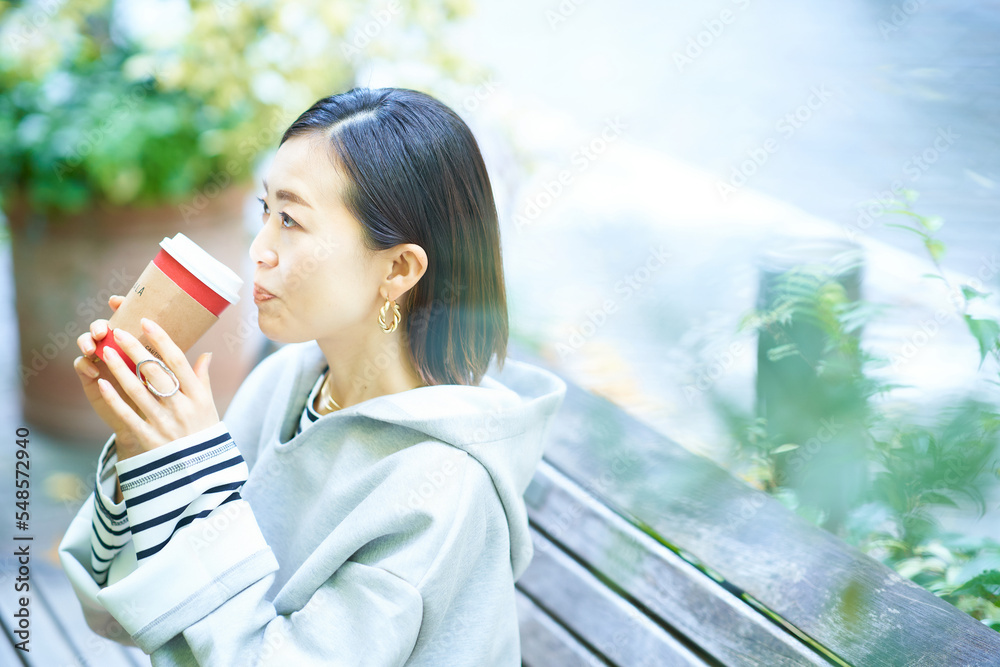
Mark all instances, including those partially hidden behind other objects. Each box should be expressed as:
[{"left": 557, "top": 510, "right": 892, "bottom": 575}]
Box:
[{"left": 91, "top": 233, "right": 242, "bottom": 411}]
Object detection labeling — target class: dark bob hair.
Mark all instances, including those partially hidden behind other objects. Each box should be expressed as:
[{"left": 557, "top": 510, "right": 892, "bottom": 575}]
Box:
[{"left": 280, "top": 87, "right": 507, "bottom": 387}]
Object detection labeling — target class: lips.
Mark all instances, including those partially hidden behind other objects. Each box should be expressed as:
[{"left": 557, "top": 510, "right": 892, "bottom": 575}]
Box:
[{"left": 253, "top": 283, "right": 276, "bottom": 301}]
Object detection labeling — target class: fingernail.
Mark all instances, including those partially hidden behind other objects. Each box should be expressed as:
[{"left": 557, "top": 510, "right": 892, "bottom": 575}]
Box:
[
  {"left": 86, "top": 365, "right": 100, "bottom": 379},
  {"left": 141, "top": 317, "right": 153, "bottom": 332},
  {"left": 97, "top": 378, "right": 110, "bottom": 390},
  {"left": 105, "top": 348, "right": 118, "bottom": 361}
]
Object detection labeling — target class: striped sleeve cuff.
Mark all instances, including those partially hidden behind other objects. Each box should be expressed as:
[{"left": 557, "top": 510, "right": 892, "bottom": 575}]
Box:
[
  {"left": 115, "top": 421, "right": 247, "bottom": 564},
  {"left": 91, "top": 434, "right": 130, "bottom": 586}
]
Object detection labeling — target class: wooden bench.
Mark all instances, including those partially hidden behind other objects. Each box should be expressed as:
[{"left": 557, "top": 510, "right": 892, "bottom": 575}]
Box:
[{"left": 512, "top": 343, "right": 1000, "bottom": 666}]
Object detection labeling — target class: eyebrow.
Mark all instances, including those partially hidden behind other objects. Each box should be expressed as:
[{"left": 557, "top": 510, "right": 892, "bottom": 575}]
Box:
[{"left": 262, "top": 179, "right": 312, "bottom": 209}]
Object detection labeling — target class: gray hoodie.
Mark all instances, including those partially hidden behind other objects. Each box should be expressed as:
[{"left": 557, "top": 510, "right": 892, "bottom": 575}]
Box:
[{"left": 58, "top": 340, "right": 567, "bottom": 665}]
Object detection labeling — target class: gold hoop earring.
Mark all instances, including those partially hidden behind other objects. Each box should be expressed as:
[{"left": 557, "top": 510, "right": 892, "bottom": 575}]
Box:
[{"left": 379, "top": 297, "right": 401, "bottom": 333}]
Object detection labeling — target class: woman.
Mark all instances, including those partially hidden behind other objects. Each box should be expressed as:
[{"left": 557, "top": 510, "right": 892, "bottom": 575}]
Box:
[{"left": 59, "top": 87, "right": 567, "bottom": 665}]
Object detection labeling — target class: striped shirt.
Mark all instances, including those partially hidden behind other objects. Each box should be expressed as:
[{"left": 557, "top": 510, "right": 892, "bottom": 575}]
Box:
[
  {"left": 89, "top": 367, "right": 328, "bottom": 585},
  {"left": 296, "top": 365, "right": 330, "bottom": 435}
]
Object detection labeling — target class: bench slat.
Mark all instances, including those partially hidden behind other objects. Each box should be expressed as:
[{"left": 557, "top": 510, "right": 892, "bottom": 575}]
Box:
[
  {"left": 517, "top": 590, "right": 608, "bottom": 666},
  {"left": 33, "top": 560, "right": 148, "bottom": 666},
  {"left": 0, "top": 556, "right": 81, "bottom": 666},
  {"left": 0, "top": 611, "right": 28, "bottom": 666},
  {"left": 518, "top": 527, "right": 711, "bottom": 667},
  {"left": 538, "top": 376, "right": 1000, "bottom": 665},
  {"left": 525, "top": 461, "right": 830, "bottom": 666}
]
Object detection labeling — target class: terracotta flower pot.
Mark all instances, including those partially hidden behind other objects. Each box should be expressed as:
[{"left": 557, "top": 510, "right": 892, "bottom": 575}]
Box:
[{"left": 7, "top": 185, "right": 264, "bottom": 445}]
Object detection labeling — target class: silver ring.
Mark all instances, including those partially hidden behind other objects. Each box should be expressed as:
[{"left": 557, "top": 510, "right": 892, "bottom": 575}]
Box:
[{"left": 135, "top": 358, "right": 180, "bottom": 398}]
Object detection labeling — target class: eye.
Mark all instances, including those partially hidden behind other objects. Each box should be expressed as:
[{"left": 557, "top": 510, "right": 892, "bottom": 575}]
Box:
[{"left": 257, "top": 196, "right": 297, "bottom": 229}]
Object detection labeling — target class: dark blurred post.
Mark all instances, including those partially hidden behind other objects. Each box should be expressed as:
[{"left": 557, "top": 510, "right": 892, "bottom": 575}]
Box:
[{"left": 755, "top": 237, "right": 869, "bottom": 534}]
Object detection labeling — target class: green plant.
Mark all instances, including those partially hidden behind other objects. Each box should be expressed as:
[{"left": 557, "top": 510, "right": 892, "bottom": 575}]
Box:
[
  {"left": 882, "top": 190, "right": 1000, "bottom": 371},
  {"left": 0, "top": 0, "right": 477, "bottom": 219},
  {"left": 715, "top": 191, "right": 1000, "bottom": 629},
  {"left": 730, "top": 249, "right": 886, "bottom": 531}
]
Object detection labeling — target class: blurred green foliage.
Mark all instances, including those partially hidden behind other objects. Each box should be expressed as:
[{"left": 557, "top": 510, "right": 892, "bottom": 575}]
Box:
[
  {"left": 718, "top": 190, "right": 1000, "bottom": 630},
  {"left": 0, "top": 0, "right": 477, "bottom": 219}
]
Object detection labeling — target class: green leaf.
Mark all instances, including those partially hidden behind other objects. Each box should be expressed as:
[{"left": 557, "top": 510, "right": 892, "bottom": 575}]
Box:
[
  {"left": 956, "top": 552, "right": 1000, "bottom": 585},
  {"left": 921, "top": 273, "right": 947, "bottom": 282},
  {"left": 766, "top": 344, "right": 799, "bottom": 362},
  {"left": 859, "top": 197, "right": 902, "bottom": 210},
  {"left": 925, "top": 239, "right": 946, "bottom": 263},
  {"left": 964, "top": 316, "right": 1000, "bottom": 369},
  {"left": 919, "top": 491, "right": 960, "bottom": 508},
  {"left": 883, "top": 222, "right": 928, "bottom": 239},
  {"left": 919, "top": 215, "right": 944, "bottom": 233},
  {"left": 883, "top": 208, "right": 923, "bottom": 220},
  {"left": 961, "top": 284, "right": 991, "bottom": 301},
  {"left": 953, "top": 569, "right": 1000, "bottom": 605},
  {"left": 771, "top": 443, "right": 800, "bottom": 454}
]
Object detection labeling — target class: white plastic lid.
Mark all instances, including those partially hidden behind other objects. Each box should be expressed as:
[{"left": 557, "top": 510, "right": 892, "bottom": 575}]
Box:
[{"left": 159, "top": 233, "right": 243, "bottom": 304}]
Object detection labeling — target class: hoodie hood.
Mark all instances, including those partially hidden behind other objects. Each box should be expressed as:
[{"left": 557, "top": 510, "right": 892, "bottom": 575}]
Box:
[{"left": 279, "top": 341, "right": 568, "bottom": 579}]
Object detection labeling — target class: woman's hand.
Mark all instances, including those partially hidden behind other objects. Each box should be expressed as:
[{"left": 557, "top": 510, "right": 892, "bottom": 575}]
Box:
[
  {"left": 74, "top": 295, "right": 138, "bottom": 446},
  {"left": 92, "top": 316, "right": 218, "bottom": 462}
]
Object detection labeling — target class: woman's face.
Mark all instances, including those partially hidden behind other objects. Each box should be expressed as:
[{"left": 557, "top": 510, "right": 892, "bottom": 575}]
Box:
[{"left": 249, "top": 135, "right": 381, "bottom": 344}]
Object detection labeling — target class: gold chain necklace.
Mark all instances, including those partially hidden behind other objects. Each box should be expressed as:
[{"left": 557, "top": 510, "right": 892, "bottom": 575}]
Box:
[{"left": 316, "top": 370, "right": 342, "bottom": 414}]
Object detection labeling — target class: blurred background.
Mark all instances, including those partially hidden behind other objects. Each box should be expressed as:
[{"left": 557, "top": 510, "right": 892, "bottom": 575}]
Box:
[{"left": 1, "top": 0, "right": 1000, "bottom": 658}]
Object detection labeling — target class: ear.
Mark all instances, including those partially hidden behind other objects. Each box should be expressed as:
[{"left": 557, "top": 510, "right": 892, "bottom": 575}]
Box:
[{"left": 383, "top": 243, "right": 428, "bottom": 300}]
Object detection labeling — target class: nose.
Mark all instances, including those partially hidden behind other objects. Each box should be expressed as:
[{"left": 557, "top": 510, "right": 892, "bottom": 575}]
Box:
[{"left": 249, "top": 224, "right": 278, "bottom": 267}]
